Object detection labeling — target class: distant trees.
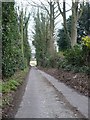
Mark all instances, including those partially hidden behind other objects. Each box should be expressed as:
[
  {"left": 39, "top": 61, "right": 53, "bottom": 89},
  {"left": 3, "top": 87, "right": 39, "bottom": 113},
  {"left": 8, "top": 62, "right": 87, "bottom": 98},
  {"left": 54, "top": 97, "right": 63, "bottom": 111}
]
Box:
[
  {"left": 33, "top": 10, "right": 50, "bottom": 66},
  {"left": 2, "top": 2, "right": 31, "bottom": 78},
  {"left": 18, "top": 7, "right": 31, "bottom": 66},
  {"left": 28, "top": 0, "right": 61, "bottom": 55}
]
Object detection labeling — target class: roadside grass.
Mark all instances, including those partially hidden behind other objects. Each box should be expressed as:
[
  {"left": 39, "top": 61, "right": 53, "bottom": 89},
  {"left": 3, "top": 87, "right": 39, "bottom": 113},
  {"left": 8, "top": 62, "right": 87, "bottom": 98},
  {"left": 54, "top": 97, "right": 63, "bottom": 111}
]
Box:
[
  {"left": 0, "top": 81, "right": 2, "bottom": 108},
  {"left": 2, "top": 79, "right": 22, "bottom": 94},
  {"left": 2, "top": 67, "right": 29, "bottom": 107},
  {"left": 0, "top": 83, "right": 2, "bottom": 107},
  {"left": 0, "top": 81, "right": 2, "bottom": 92}
]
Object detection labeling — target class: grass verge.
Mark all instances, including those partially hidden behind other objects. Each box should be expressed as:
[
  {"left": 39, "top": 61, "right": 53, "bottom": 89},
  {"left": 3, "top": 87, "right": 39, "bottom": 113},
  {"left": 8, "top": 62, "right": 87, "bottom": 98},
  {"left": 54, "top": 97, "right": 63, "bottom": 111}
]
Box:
[
  {"left": 0, "top": 81, "right": 2, "bottom": 92},
  {"left": 2, "top": 67, "right": 29, "bottom": 107},
  {"left": 0, "top": 81, "right": 2, "bottom": 108}
]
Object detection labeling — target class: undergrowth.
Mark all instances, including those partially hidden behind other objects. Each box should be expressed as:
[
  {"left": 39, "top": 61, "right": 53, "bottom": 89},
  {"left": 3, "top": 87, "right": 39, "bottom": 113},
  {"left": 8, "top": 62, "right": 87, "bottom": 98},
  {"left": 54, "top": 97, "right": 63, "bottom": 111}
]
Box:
[{"left": 2, "top": 67, "right": 29, "bottom": 107}]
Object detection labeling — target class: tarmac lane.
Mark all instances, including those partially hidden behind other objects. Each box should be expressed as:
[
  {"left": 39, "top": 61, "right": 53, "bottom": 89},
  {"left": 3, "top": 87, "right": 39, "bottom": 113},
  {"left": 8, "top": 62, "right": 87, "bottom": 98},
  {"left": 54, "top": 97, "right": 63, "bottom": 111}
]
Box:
[{"left": 15, "top": 67, "right": 86, "bottom": 118}]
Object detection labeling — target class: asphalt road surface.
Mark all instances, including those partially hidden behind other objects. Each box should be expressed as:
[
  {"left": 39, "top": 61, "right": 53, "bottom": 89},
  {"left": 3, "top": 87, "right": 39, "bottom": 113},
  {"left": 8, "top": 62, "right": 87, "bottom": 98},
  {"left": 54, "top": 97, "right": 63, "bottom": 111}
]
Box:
[{"left": 15, "top": 67, "right": 85, "bottom": 118}]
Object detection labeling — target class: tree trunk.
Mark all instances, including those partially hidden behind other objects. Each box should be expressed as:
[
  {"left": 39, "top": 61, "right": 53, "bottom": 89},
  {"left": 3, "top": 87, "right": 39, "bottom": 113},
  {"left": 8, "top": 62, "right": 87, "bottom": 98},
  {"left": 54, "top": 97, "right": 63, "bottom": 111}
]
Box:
[
  {"left": 71, "top": 2, "right": 78, "bottom": 47},
  {"left": 0, "top": 1, "right": 2, "bottom": 79},
  {"left": 63, "top": 1, "right": 71, "bottom": 46},
  {"left": 21, "top": 10, "right": 24, "bottom": 58},
  {"left": 49, "top": 1, "right": 55, "bottom": 55},
  {"left": 57, "top": 1, "right": 71, "bottom": 47}
]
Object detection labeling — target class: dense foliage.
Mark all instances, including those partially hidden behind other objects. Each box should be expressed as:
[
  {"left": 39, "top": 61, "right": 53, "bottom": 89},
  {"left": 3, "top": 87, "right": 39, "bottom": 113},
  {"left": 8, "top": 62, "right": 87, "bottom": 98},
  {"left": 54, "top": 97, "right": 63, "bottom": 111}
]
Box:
[
  {"left": 2, "top": 2, "right": 31, "bottom": 78},
  {"left": 78, "top": 3, "right": 90, "bottom": 36},
  {"left": 57, "top": 28, "right": 70, "bottom": 51},
  {"left": 56, "top": 3, "right": 90, "bottom": 74}
]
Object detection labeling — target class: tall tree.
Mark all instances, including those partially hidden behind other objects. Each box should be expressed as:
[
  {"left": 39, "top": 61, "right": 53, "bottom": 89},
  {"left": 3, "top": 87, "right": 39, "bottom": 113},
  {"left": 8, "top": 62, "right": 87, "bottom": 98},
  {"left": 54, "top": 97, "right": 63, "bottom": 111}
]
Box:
[
  {"left": 2, "top": 2, "right": 22, "bottom": 77},
  {"left": 71, "top": 1, "right": 79, "bottom": 47},
  {"left": 0, "top": 1, "right": 2, "bottom": 78},
  {"left": 33, "top": 10, "right": 50, "bottom": 66},
  {"left": 28, "top": 0, "right": 61, "bottom": 55},
  {"left": 23, "top": 9, "right": 31, "bottom": 66},
  {"left": 2, "top": 2, "right": 31, "bottom": 78},
  {"left": 18, "top": 6, "right": 31, "bottom": 67}
]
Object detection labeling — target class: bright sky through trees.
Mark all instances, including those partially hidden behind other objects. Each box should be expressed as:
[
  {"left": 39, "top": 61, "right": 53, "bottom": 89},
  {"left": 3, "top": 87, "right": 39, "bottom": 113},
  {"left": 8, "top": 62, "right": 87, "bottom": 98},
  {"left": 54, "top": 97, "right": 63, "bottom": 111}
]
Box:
[
  {"left": 15, "top": 0, "right": 89, "bottom": 53},
  {"left": 14, "top": 0, "right": 72, "bottom": 54}
]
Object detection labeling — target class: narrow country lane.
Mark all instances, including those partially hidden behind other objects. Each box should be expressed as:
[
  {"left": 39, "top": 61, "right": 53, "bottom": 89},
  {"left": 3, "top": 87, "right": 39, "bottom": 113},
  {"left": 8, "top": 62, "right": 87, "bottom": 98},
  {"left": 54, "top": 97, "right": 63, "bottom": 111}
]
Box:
[{"left": 15, "top": 67, "right": 85, "bottom": 118}]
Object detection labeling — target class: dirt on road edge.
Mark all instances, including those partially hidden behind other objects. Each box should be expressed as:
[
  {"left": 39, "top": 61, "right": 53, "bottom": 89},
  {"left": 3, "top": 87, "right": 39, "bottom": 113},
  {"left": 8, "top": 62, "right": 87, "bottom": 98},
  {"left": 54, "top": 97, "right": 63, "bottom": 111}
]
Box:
[{"left": 38, "top": 67, "right": 89, "bottom": 97}]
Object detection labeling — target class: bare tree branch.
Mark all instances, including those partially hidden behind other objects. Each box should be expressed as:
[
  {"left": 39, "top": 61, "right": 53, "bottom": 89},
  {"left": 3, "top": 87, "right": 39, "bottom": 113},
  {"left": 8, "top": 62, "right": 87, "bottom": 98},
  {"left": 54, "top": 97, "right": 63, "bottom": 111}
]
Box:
[
  {"left": 26, "top": 0, "right": 50, "bottom": 16},
  {"left": 26, "top": 0, "right": 45, "bottom": 10},
  {"left": 77, "top": 3, "right": 84, "bottom": 20},
  {"left": 57, "top": 2, "right": 63, "bottom": 16},
  {"left": 54, "top": 13, "right": 61, "bottom": 19},
  {"left": 30, "top": 0, "right": 41, "bottom": 7},
  {"left": 39, "top": 0, "right": 50, "bottom": 15},
  {"left": 54, "top": 5, "right": 58, "bottom": 10},
  {"left": 65, "top": 2, "right": 72, "bottom": 8},
  {"left": 66, "top": 8, "right": 71, "bottom": 12}
]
